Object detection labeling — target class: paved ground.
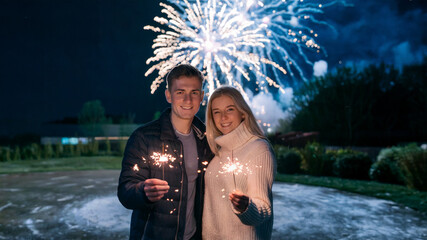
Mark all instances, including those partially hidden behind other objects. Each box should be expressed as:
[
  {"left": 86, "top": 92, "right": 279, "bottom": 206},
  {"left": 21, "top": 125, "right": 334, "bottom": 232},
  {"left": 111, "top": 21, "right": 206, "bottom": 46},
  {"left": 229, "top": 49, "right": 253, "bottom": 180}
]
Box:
[{"left": 0, "top": 170, "right": 426, "bottom": 240}]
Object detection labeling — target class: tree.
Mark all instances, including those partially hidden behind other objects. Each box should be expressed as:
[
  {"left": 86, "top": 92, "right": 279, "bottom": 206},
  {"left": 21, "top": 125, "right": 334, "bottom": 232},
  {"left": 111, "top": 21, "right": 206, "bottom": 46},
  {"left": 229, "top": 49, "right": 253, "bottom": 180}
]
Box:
[
  {"left": 78, "top": 100, "right": 111, "bottom": 124},
  {"left": 292, "top": 66, "right": 381, "bottom": 145},
  {"left": 78, "top": 100, "right": 111, "bottom": 136},
  {"left": 290, "top": 60, "right": 427, "bottom": 147}
]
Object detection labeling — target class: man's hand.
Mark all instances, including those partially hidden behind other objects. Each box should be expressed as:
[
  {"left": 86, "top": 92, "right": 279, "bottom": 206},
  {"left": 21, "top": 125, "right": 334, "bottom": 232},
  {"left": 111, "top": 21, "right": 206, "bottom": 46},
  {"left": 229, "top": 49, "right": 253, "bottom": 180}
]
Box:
[
  {"left": 229, "top": 190, "right": 249, "bottom": 213},
  {"left": 144, "top": 179, "right": 170, "bottom": 202}
]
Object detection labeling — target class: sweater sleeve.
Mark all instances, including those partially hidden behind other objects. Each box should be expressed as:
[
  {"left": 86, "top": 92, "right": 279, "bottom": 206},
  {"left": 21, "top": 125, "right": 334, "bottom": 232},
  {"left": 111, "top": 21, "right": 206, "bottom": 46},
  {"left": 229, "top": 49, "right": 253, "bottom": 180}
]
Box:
[
  {"left": 117, "top": 131, "right": 154, "bottom": 210},
  {"left": 234, "top": 141, "right": 276, "bottom": 226}
]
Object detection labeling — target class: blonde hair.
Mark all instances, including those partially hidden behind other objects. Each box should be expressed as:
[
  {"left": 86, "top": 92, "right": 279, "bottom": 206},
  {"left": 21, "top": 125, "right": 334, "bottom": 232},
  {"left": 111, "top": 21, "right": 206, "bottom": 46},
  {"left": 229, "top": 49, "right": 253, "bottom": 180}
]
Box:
[{"left": 206, "top": 86, "right": 266, "bottom": 154}]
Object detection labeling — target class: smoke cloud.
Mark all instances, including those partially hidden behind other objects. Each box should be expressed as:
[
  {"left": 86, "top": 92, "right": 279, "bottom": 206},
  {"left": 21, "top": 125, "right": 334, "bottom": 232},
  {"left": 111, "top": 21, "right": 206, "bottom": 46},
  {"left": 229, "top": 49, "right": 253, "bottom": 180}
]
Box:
[
  {"left": 246, "top": 88, "right": 294, "bottom": 132},
  {"left": 313, "top": 60, "right": 328, "bottom": 77}
]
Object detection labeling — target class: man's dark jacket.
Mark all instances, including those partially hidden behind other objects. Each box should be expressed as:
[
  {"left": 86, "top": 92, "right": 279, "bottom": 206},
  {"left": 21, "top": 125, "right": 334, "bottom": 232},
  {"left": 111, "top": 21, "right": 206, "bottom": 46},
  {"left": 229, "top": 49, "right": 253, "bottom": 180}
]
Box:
[{"left": 117, "top": 108, "right": 213, "bottom": 240}]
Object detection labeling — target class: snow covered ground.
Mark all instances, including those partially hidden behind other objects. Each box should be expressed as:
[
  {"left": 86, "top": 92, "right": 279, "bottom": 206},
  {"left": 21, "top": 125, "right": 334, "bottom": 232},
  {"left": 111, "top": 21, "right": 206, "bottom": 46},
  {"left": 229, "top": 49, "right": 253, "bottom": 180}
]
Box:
[{"left": 0, "top": 170, "right": 426, "bottom": 239}]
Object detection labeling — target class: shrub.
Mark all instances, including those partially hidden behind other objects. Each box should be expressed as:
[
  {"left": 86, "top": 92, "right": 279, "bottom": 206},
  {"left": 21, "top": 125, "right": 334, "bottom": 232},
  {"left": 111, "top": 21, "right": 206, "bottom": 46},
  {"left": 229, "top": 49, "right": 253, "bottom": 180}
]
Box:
[
  {"left": 74, "top": 142, "right": 82, "bottom": 157},
  {"left": 21, "top": 146, "right": 31, "bottom": 160},
  {"left": 0, "top": 147, "right": 11, "bottom": 162},
  {"left": 32, "top": 143, "right": 42, "bottom": 160},
  {"left": 299, "top": 142, "right": 325, "bottom": 176},
  {"left": 105, "top": 139, "right": 111, "bottom": 155},
  {"left": 13, "top": 146, "right": 21, "bottom": 160},
  {"left": 79, "top": 142, "right": 91, "bottom": 156},
  {"left": 370, "top": 147, "right": 405, "bottom": 185},
  {"left": 281, "top": 151, "right": 302, "bottom": 174},
  {"left": 321, "top": 152, "right": 337, "bottom": 176},
  {"left": 55, "top": 142, "right": 63, "bottom": 158},
  {"left": 88, "top": 141, "right": 99, "bottom": 156},
  {"left": 274, "top": 145, "right": 302, "bottom": 174},
  {"left": 21, "top": 143, "right": 42, "bottom": 160},
  {"left": 63, "top": 144, "right": 75, "bottom": 157},
  {"left": 397, "top": 145, "right": 427, "bottom": 191},
  {"left": 118, "top": 140, "right": 127, "bottom": 156},
  {"left": 43, "top": 144, "right": 54, "bottom": 159},
  {"left": 326, "top": 148, "right": 366, "bottom": 177},
  {"left": 333, "top": 152, "right": 372, "bottom": 180}
]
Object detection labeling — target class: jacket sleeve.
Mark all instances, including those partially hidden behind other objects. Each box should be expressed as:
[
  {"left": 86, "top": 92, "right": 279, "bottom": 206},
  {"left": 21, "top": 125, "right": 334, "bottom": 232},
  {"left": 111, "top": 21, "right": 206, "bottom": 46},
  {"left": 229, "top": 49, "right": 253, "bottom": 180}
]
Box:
[
  {"left": 117, "top": 131, "right": 154, "bottom": 210},
  {"left": 234, "top": 141, "right": 276, "bottom": 226}
]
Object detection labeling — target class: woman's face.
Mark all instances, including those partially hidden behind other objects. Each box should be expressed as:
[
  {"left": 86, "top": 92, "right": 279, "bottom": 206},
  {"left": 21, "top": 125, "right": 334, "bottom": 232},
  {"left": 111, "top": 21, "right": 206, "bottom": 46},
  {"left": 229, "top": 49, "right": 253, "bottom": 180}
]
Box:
[{"left": 211, "top": 95, "right": 244, "bottom": 135}]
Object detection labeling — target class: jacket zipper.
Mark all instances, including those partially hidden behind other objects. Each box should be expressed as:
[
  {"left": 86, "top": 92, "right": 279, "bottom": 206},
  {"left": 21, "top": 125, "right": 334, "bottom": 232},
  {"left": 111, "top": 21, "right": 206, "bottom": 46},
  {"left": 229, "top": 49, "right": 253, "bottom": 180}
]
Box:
[
  {"left": 143, "top": 213, "right": 150, "bottom": 236},
  {"left": 175, "top": 144, "right": 184, "bottom": 240},
  {"left": 199, "top": 148, "right": 206, "bottom": 224}
]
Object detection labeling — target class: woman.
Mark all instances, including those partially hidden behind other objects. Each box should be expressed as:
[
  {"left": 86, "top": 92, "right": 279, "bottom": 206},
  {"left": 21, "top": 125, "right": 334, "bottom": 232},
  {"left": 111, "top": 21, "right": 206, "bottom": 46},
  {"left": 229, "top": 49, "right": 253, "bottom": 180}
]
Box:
[{"left": 203, "top": 86, "right": 276, "bottom": 240}]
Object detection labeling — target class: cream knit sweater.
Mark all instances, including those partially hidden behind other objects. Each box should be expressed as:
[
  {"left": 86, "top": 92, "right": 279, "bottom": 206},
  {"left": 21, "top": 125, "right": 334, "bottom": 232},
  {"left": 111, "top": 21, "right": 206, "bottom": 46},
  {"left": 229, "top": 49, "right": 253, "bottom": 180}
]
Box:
[{"left": 202, "top": 123, "right": 276, "bottom": 240}]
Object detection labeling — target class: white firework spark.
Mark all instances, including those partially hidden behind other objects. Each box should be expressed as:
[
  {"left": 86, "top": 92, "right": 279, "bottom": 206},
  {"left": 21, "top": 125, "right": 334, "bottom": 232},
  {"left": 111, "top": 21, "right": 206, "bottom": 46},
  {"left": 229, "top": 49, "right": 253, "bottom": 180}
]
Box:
[
  {"left": 144, "top": 0, "right": 289, "bottom": 98},
  {"left": 144, "top": 0, "right": 349, "bottom": 99}
]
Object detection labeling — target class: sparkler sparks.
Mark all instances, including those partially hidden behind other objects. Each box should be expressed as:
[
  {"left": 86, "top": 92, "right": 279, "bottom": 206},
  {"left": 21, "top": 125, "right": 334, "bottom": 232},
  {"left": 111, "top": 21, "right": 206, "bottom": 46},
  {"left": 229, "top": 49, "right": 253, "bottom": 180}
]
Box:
[
  {"left": 145, "top": 0, "right": 349, "bottom": 99},
  {"left": 149, "top": 145, "right": 178, "bottom": 214},
  {"left": 219, "top": 151, "right": 254, "bottom": 190},
  {"left": 150, "top": 143, "right": 176, "bottom": 167},
  {"left": 150, "top": 143, "right": 176, "bottom": 179},
  {"left": 151, "top": 152, "right": 176, "bottom": 166},
  {"left": 132, "top": 164, "right": 140, "bottom": 172},
  {"left": 220, "top": 156, "right": 240, "bottom": 190},
  {"left": 219, "top": 156, "right": 253, "bottom": 176},
  {"left": 150, "top": 152, "right": 176, "bottom": 178},
  {"left": 220, "top": 158, "right": 243, "bottom": 175}
]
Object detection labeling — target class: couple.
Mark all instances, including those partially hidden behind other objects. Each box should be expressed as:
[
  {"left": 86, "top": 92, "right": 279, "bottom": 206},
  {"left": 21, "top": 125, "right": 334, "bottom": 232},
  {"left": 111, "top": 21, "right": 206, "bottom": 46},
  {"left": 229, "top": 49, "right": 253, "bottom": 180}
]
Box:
[{"left": 118, "top": 64, "right": 276, "bottom": 240}]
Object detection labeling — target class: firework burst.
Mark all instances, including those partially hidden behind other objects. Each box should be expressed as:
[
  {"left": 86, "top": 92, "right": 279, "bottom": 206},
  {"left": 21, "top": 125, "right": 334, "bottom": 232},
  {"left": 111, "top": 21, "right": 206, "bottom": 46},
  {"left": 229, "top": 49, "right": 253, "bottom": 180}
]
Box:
[
  {"left": 144, "top": 0, "right": 349, "bottom": 100},
  {"left": 144, "top": 0, "right": 287, "bottom": 99}
]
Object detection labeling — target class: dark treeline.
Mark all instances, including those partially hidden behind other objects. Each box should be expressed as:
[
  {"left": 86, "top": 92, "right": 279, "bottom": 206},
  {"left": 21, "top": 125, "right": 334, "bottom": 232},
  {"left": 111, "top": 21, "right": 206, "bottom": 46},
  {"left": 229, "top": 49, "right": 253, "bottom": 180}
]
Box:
[{"left": 289, "top": 58, "right": 427, "bottom": 147}]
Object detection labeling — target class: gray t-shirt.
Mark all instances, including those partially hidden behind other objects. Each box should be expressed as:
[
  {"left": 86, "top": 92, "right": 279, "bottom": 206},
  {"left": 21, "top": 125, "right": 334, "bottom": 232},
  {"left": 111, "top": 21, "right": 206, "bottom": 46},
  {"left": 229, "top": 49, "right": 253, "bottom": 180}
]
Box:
[{"left": 175, "top": 128, "right": 198, "bottom": 240}]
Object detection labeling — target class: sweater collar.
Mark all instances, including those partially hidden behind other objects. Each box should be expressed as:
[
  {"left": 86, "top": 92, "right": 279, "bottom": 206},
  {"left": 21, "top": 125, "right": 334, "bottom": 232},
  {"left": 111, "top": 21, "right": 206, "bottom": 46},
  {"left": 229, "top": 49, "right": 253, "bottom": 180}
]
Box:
[{"left": 214, "top": 122, "right": 256, "bottom": 151}]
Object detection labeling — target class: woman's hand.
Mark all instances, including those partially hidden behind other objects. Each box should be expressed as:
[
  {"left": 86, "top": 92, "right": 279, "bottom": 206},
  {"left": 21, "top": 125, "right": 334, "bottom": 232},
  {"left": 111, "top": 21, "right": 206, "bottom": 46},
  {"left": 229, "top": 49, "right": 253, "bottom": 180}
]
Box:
[{"left": 229, "top": 190, "right": 249, "bottom": 213}]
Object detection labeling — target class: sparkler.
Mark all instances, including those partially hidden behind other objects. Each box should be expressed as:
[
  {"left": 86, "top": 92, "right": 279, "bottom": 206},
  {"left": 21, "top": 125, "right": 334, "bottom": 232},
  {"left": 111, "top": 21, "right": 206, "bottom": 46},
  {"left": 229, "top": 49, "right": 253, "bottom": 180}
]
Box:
[
  {"left": 149, "top": 144, "right": 178, "bottom": 215},
  {"left": 150, "top": 143, "right": 176, "bottom": 179},
  {"left": 220, "top": 151, "right": 243, "bottom": 190},
  {"left": 145, "top": 0, "right": 349, "bottom": 99}
]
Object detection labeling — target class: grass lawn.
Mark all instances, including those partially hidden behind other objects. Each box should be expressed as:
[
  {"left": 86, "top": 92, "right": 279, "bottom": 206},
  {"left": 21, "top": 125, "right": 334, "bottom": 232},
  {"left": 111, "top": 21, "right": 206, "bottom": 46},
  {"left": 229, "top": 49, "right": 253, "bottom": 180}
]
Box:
[{"left": 0, "top": 157, "right": 425, "bottom": 214}]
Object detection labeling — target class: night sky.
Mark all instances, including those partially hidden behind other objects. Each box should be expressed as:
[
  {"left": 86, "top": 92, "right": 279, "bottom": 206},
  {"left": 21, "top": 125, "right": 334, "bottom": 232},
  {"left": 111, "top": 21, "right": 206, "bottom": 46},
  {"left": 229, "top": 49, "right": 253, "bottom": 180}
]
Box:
[{"left": 0, "top": 0, "right": 426, "bottom": 137}]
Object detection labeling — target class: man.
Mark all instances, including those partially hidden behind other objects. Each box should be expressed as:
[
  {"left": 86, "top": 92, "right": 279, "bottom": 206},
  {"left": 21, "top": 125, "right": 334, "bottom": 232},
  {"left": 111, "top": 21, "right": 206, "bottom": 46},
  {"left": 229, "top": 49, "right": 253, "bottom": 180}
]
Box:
[{"left": 118, "top": 64, "right": 213, "bottom": 240}]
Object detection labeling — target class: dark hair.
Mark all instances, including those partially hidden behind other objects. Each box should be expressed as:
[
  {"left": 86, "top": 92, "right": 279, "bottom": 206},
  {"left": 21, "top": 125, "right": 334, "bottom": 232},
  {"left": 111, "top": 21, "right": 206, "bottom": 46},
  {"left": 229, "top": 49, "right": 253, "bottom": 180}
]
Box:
[{"left": 166, "top": 64, "right": 204, "bottom": 90}]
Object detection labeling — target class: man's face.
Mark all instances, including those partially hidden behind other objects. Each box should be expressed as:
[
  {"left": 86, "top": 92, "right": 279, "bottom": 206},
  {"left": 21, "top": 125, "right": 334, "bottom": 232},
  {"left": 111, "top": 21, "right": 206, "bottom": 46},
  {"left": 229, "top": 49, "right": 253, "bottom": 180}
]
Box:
[{"left": 165, "top": 76, "right": 204, "bottom": 122}]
